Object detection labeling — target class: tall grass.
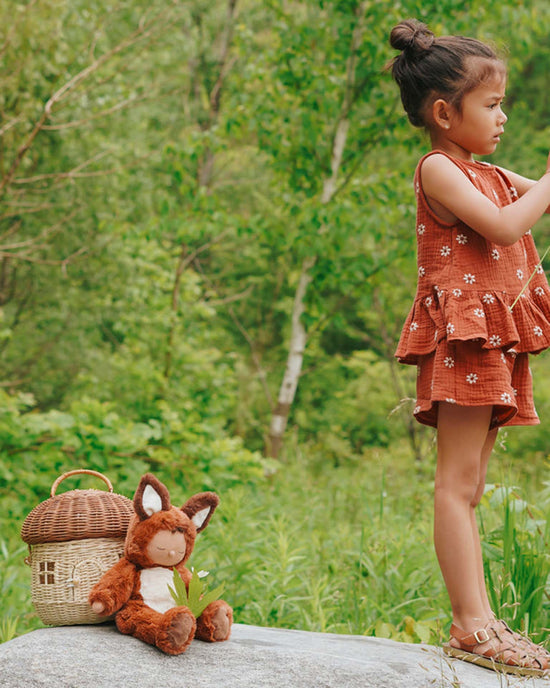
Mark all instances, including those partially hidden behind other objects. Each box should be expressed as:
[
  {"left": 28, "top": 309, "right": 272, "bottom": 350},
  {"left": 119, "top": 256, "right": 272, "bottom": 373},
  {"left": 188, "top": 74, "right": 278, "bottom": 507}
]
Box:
[
  {"left": 2, "top": 440, "right": 549, "bottom": 648},
  {"left": 481, "top": 484, "right": 550, "bottom": 643}
]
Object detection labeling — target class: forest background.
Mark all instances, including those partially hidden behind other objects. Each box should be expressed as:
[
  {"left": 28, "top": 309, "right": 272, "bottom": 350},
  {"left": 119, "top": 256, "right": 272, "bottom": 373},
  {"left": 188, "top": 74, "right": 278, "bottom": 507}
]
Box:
[{"left": 2, "top": 0, "right": 550, "bottom": 647}]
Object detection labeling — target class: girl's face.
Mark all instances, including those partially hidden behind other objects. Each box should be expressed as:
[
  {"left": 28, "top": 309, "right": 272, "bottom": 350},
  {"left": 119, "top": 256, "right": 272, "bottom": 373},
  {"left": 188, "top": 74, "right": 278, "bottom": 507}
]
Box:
[{"left": 433, "top": 72, "right": 507, "bottom": 161}]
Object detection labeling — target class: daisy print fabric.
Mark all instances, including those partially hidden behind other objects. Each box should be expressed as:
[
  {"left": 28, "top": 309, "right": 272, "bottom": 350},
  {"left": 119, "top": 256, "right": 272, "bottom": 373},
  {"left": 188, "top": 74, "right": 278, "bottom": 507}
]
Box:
[{"left": 395, "top": 150, "right": 550, "bottom": 428}]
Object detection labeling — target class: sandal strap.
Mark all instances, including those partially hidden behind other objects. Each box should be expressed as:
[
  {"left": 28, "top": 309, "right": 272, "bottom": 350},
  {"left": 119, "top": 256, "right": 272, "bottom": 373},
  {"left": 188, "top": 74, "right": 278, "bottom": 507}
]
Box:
[{"left": 449, "top": 623, "right": 494, "bottom": 650}]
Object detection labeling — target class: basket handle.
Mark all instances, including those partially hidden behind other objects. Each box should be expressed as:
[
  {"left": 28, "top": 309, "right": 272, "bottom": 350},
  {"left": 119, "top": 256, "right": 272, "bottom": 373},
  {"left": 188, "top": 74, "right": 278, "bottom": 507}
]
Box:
[{"left": 51, "top": 469, "right": 114, "bottom": 497}]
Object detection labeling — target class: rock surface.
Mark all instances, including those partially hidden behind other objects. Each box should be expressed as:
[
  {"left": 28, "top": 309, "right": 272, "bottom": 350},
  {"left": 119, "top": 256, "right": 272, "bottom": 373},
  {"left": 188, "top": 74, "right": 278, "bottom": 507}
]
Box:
[{"left": 1, "top": 623, "right": 548, "bottom": 688}]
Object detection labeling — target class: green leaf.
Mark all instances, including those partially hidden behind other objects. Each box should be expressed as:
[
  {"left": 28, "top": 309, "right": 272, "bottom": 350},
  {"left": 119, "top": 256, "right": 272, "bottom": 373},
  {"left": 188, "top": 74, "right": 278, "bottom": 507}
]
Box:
[
  {"left": 167, "top": 568, "right": 225, "bottom": 618},
  {"left": 168, "top": 568, "right": 190, "bottom": 607}
]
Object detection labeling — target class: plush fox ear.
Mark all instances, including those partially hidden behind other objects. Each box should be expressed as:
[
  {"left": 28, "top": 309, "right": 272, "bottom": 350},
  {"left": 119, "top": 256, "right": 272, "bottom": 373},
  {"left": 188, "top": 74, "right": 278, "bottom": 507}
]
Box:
[
  {"left": 134, "top": 474, "right": 171, "bottom": 520},
  {"left": 181, "top": 492, "right": 219, "bottom": 533}
]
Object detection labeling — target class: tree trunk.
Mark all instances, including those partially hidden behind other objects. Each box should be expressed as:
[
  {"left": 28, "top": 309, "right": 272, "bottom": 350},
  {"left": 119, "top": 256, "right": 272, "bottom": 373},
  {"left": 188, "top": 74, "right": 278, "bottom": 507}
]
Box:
[
  {"left": 267, "top": 256, "right": 315, "bottom": 458},
  {"left": 265, "top": 2, "right": 368, "bottom": 459}
]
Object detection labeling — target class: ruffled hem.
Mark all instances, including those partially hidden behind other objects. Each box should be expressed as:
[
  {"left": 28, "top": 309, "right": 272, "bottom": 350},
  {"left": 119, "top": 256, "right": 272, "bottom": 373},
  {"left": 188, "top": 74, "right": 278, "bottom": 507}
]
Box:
[{"left": 395, "top": 288, "right": 550, "bottom": 364}]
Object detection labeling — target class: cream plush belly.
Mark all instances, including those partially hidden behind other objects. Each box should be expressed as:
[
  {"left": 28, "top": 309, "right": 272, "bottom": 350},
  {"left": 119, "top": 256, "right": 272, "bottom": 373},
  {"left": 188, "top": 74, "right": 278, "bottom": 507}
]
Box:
[{"left": 139, "top": 567, "right": 177, "bottom": 613}]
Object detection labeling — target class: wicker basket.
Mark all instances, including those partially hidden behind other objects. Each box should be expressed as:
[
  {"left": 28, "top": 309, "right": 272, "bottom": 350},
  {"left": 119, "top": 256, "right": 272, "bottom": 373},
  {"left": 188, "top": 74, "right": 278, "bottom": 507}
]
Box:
[{"left": 21, "top": 469, "right": 134, "bottom": 626}]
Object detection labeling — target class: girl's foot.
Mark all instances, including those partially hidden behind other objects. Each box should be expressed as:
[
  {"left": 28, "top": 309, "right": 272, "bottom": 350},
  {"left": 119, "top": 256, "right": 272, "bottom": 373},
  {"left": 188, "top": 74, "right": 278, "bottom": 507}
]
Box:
[
  {"left": 493, "top": 619, "right": 550, "bottom": 665},
  {"left": 444, "top": 620, "right": 548, "bottom": 676}
]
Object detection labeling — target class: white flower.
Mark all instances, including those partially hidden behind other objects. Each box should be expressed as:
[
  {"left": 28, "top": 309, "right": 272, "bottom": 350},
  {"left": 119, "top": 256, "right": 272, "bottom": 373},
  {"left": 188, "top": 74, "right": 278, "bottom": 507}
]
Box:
[
  {"left": 474, "top": 308, "right": 485, "bottom": 318},
  {"left": 492, "top": 249, "right": 500, "bottom": 260},
  {"left": 413, "top": 405, "right": 421, "bottom": 415},
  {"left": 440, "top": 245, "right": 451, "bottom": 257},
  {"left": 456, "top": 234, "right": 468, "bottom": 245},
  {"left": 500, "top": 392, "right": 512, "bottom": 404},
  {"left": 418, "top": 266, "right": 426, "bottom": 277},
  {"left": 500, "top": 352, "right": 507, "bottom": 364},
  {"left": 424, "top": 296, "right": 433, "bottom": 307},
  {"left": 466, "top": 373, "right": 478, "bottom": 384},
  {"left": 482, "top": 293, "right": 495, "bottom": 304},
  {"left": 509, "top": 186, "right": 518, "bottom": 198},
  {"left": 447, "top": 323, "right": 455, "bottom": 335},
  {"left": 410, "top": 321, "right": 419, "bottom": 332},
  {"left": 417, "top": 223, "right": 426, "bottom": 235},
  {"left": 444, "top": 357, "right": 455, "bottom": 368},
  {"left": 537, "top": 264, "right": 544, "bottom": 274},
  {"left": 535, "top": 286, "right": 545, "bottom": 296},
  {"left": 533, "top": 326, "right": 543, "bottom": 337},
  {"left": 452, "top": 288, "right": 462, "bottom": 297},
  {"left": 513, "top": 388, "right": 518, "bottom": 396},
  {"left": 489, "top": 335, "right": 502, "bottom": 347},
  {"left": 415, "top": 182, "right": 420, "bottom": 194},
  {"left": 435, "top": 286, "right": 443, "bottom": 298},
  {"left": 517, "top": 269, "right": 524, "bottom": 280},
  {"left": 468, "top": 169, "right": 477, "bottom": 180},
  {"left": 463, "top": 273, "right": 476, "bottom": 284},
  {"left": 445, "top": 398, "right": 457, "bottom": 404}
]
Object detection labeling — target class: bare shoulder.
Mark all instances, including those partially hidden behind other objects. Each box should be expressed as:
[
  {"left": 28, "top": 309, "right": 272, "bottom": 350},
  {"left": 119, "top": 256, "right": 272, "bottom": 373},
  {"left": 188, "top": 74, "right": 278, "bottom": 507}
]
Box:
[
  {"left": 418, "top": 154, "right": 468, "bottom": 223},
  {"left": 419, "top": 153, "right": 464, "bottom": 191}
]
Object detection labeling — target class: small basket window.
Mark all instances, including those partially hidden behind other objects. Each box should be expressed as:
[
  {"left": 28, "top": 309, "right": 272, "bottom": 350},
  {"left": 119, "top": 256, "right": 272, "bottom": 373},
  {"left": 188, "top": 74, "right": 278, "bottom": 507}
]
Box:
[{"left": 39, "top": 561, "right": 55, "bottom": 584}]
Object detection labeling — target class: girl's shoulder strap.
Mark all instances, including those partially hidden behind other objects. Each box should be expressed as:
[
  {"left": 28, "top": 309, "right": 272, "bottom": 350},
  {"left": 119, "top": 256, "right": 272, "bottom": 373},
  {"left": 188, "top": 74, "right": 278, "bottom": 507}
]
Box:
[
  {"left": 415, "top": 149, "right": 489, "bottom": 175},
  {"left": 414, "top": 150, "right": 496, "bottom": 192}
]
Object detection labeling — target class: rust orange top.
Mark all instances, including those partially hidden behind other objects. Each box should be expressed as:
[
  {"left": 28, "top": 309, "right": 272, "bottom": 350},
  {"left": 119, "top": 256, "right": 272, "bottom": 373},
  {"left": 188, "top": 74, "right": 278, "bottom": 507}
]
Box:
[{"left": 396, "top": 150, "right": 550, "bottom": 365}]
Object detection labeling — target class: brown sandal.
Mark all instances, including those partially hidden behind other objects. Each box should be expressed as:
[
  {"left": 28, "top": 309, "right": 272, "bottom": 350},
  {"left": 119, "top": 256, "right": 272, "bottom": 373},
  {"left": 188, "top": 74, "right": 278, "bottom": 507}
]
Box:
[
  {"left": 495, "top": 619, "right": 550, "bottom": 667},
  {"left": 443, "top": 621, "right": 548, "bottom": 677}
]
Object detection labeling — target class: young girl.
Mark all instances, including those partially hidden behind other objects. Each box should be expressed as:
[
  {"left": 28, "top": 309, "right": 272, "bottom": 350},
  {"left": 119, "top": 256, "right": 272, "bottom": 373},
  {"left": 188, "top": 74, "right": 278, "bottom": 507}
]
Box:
[{"left": 389, "top": 19, "right": 550, "bottom": 676}]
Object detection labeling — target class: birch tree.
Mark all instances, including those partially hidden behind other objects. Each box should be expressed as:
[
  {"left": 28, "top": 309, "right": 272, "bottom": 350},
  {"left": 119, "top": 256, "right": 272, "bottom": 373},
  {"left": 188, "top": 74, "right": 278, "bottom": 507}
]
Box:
[{"left": 265, "top": 1, "right": 397, "bottom": 457}]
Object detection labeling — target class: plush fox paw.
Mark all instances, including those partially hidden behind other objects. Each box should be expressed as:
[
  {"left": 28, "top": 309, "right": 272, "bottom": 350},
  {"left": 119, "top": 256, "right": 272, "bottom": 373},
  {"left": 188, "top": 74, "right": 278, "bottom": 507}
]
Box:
[
  {"left": 196, "top": 600, "right": 233, "bottom": 642},
  {"left": 156, "top": 607, "right": 196, "bottom": 655}
]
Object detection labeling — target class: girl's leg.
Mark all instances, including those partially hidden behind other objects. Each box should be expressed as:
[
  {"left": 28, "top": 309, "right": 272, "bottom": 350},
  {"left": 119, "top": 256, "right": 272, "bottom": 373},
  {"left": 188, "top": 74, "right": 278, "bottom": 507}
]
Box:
[
  {"left": 471, "top": 427, "right": 498, "bottom": 619},
  {"left": 434, "top": 402, "right": 493, "bottom": 631}
]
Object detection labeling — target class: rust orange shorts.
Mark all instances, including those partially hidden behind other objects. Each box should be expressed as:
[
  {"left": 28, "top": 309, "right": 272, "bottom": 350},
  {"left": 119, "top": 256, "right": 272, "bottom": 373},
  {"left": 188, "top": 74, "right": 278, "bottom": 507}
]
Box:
[{"left": 414, "top": 339, "right": 539, "bottom": 429}]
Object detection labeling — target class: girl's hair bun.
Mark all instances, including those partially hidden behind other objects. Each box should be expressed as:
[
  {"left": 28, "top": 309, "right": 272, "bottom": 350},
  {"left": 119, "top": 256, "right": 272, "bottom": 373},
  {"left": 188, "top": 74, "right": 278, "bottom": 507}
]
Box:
[{"left": 390, "top": 19, "right": 434, "bottom": 54}]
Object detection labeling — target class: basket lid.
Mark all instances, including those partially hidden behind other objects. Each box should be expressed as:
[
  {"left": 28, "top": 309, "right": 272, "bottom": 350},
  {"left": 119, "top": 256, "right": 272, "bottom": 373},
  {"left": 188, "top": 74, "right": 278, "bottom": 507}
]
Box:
[{"left": 21, "top": 470, "right": 134, "bottom": 544}]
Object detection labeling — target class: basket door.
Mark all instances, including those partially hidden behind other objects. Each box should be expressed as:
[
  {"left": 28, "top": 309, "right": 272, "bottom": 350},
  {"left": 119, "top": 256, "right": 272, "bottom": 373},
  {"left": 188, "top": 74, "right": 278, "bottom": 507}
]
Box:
[{"left": 71, "top": 559, "right": 104, "bottom": 602}]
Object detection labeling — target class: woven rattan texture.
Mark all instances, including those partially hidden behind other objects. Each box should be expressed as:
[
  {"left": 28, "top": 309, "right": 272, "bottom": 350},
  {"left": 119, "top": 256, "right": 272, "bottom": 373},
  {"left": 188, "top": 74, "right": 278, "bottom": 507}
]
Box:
[
  {"left": 21, "top": 489, "right": 134, "bottom": 544},
  {"left": 29, "top": 537, "right": 125, "bottom": 625}
]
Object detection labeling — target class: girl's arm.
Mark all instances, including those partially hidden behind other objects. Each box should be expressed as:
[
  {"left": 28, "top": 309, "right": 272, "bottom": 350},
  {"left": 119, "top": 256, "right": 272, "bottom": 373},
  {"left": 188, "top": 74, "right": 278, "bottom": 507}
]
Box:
[
  {"left": 497, "top": 166, "right": 550, "bottom": 214},
  {"left": 421, "top": 153, "right": 550, "bottom": 246}
]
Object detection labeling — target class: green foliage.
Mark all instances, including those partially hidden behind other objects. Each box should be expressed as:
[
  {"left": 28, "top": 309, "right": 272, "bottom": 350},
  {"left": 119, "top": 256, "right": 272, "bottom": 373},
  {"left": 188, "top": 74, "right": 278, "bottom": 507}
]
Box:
[
  {"left": 0, "top": 540, "right": 29, "bottom": 643},
  {"left": 168, "top": 567, "right": 225, "bottom": 618},
  {"left": 481, "top": 484, "right": 550, "bottom": 643},
  {"left": 3, "top": 438, "right": 550, "bottom": 648},
  {"left": 0, "top": 389, "right": 272, "bottom": 555},
  {"left": 2, "top": 0, "right": 550, "bottom": 652}
]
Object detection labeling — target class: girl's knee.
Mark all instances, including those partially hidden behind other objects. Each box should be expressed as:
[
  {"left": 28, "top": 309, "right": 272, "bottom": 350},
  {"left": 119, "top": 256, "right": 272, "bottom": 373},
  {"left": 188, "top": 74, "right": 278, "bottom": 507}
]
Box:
[
  {"left": 435, "top": 472, "right": 480, "bottom": 505},
  {"left": 470, "top": 483, "right": 485, "bottom": 508}
]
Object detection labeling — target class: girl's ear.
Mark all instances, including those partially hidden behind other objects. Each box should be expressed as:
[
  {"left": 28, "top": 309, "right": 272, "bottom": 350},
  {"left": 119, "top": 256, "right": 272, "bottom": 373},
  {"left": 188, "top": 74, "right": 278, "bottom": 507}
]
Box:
[
  {"left": 134, "top": 473, "right": 171, "bottom": 520},
  {"left": 181, "top": 492, "right": 220, "bottom": 533},
  {"left": 432, "top": 98, "right": 454, "bottom": 130}
]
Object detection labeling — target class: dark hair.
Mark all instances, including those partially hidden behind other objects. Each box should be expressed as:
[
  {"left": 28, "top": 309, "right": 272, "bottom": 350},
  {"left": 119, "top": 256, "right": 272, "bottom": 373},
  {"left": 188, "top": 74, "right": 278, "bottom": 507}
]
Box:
[{"left": 387, "top": 19, "right": 505, "bottom": 128}]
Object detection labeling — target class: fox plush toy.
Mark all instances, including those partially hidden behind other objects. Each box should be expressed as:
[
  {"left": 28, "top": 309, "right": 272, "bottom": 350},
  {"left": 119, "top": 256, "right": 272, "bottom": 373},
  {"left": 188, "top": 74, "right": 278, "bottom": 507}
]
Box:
[{"left": 89, "top": 473, "right": 233, "bottom": 655}]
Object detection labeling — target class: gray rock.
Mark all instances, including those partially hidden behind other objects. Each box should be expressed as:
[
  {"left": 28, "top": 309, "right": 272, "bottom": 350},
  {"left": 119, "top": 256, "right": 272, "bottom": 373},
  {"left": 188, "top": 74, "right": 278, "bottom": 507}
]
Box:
[{"left": 0, "top": 623, "right": 548, "bottom": 688}]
